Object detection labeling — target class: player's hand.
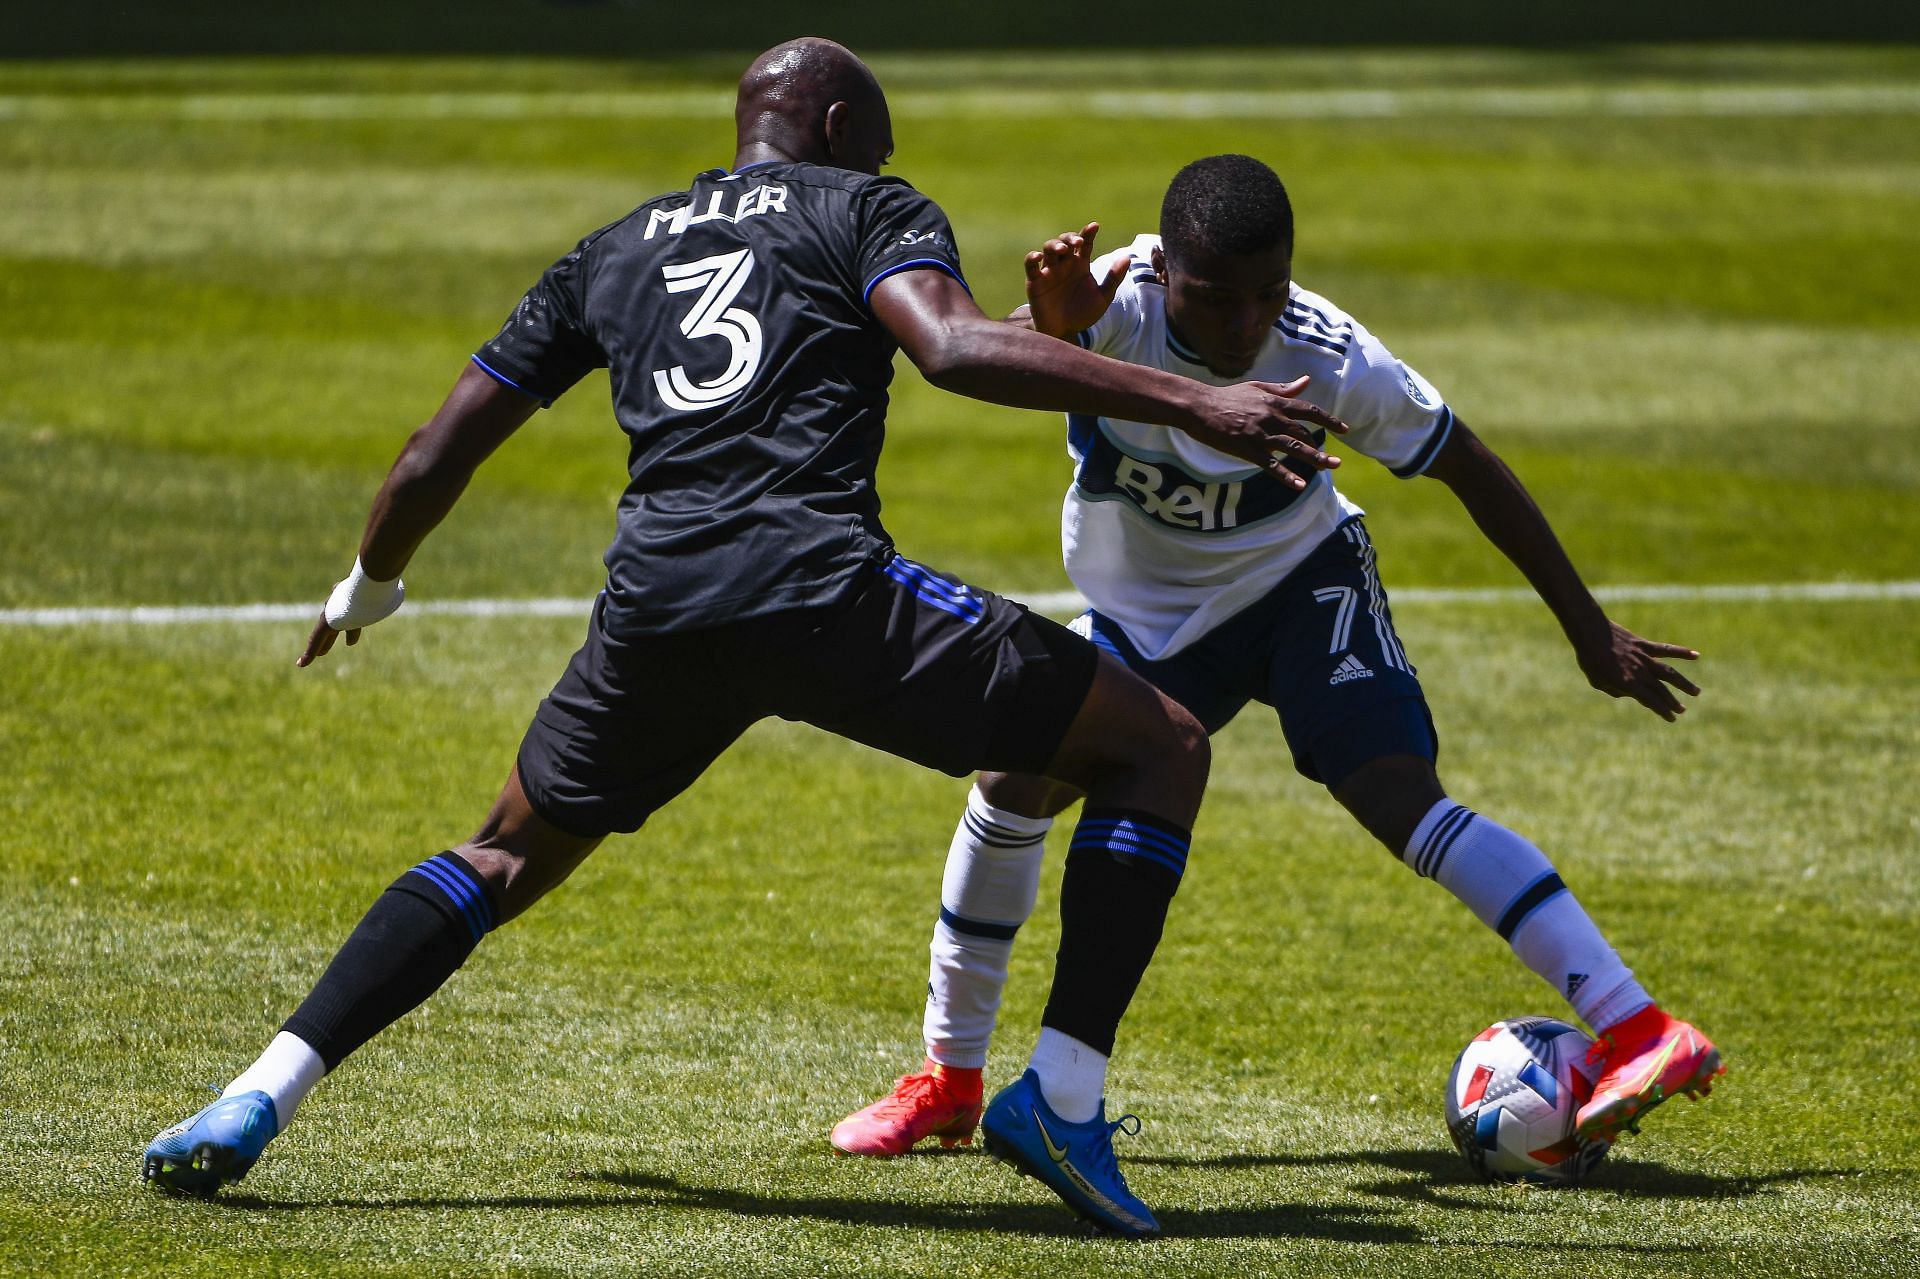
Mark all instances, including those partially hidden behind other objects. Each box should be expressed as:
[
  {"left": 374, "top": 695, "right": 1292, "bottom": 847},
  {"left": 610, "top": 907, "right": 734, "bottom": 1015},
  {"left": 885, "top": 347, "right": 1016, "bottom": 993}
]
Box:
[
  {"left": 296, "top": 559, "right": 405, "bottom": 667},
  {"left": 1575, "top": 621, "right": 1701, "bottom": 721},
  {"left": 1188, "top": 376, "right": 1350, "bottom": 489},
  {"left": 297, "top": 616, "right": 361, "bottom": 667},
  {"left": 1024, "top": 222, "right": 1129, "bottom": 339}
]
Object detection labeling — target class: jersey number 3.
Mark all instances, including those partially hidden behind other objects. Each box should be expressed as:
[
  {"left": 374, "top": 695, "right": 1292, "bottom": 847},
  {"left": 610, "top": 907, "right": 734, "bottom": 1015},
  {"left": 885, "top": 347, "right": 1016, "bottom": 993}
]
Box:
[{"left": 653, "top": 248, "right": 762, "bottom": 412}]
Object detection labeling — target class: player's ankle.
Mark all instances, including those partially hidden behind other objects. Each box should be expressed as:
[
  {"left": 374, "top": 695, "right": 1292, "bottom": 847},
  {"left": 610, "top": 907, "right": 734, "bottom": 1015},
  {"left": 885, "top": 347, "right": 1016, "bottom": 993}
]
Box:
[
  {"left": 925, "top": 1058, "right": 983, "bottom": 1094},
  {"left": 1597, "top": 1003, "right": 1670, "bottom": 1043}
]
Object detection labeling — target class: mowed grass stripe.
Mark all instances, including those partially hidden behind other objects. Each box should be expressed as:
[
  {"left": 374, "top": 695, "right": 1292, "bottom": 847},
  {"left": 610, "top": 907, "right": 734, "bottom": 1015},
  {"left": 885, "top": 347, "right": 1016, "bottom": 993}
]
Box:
[
  {"left": 7, "top": 83, "right": 1920, "bottom": 122},
  {"left": 4, "top": 579, "right": 1916, "bottom": 627}
]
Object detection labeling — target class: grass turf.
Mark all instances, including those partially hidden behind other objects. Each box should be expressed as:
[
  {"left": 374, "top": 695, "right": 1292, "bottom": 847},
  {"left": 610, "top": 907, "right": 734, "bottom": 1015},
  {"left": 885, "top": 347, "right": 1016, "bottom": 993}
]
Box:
[{"left": 2, "top": 45, "right": 1917, "bottom": 1278}]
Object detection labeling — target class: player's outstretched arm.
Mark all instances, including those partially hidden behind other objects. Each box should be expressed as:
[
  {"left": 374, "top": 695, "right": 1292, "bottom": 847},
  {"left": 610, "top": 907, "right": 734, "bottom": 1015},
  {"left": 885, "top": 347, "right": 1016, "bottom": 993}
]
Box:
[
  {"left": 872, "top": 268, "right": 1347, "bottom": 487},
  {"left": 1422, "top": 421, "right": 1701, "bottom": 721},
  {"left": 297, "top": 363, "right": 541, "bottom": 667}
]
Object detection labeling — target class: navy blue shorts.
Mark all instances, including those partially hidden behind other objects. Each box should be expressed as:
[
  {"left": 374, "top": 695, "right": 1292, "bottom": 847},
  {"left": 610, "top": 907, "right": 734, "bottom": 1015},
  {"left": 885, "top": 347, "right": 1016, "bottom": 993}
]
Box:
[
  {"left": 1076, "top": 518, "right": 1436, "bottom": 789},
  {"left": 517, "top": 554, "right": 1099, "bottom": 837}
]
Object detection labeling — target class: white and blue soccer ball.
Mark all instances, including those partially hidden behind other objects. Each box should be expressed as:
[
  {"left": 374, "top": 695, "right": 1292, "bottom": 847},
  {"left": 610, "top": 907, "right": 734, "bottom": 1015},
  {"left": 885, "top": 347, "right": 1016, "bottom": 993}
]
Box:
[{"left": 1445, "top": 1015, "right": 1610, "bottom": 1184}]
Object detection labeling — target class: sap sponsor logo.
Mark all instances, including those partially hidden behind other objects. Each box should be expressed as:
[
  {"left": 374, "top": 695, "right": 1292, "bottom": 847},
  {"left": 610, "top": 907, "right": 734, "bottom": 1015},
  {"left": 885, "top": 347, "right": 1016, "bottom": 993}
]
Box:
[
  {"left": 1113, "top": 455, "right": 1243, "bottom": 531},
  {"left": 898, "top": 228, "right": 951, "bottom": 250},
  {"left": 644, "top": 185, "right": 788, "bottom": 239},
  {"left": 1404, "top": 370, "right": 1435, "bottom": 408}
]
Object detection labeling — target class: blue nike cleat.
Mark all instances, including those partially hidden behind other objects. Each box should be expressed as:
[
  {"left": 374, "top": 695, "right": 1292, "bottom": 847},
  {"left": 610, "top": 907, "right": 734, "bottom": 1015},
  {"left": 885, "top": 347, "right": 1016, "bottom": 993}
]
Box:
[
  {"left": 142, "top": 1090, "right": 279, "bottom": 1197},
  {"left": 980, "top": 1069, "right": 1160, "bottom": 1238}
]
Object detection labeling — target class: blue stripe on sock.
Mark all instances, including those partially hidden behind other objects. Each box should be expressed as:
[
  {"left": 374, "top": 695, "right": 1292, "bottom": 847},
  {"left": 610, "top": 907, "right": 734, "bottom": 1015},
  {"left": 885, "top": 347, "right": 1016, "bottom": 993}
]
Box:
[
  {"left": 1083, "top": 842, "right": 1188, "bottom": 878},
  {"left": 1070, "top": 813, "right": 1192, "bottom": 880},
  {"left": 1495, "top": 872, "right": 1567, "bottom": 941},
  {"left": 410, "top": 861, "right": 485, "bottom": 942},
  {"left": 938, "top": 906, "right": 1021, "bottom": 941},
  {"left": 437, "top": 853, "right": 498, "bottom": 931},
  {"left": 1093, "top": 830, "right": 1190, "bottom": 870},
  {"left": 1073, "top": 820, "right": 1190, "bottom": 864},
  {"left": 408, "top": 857, "right": 489, "bottom": 942}
]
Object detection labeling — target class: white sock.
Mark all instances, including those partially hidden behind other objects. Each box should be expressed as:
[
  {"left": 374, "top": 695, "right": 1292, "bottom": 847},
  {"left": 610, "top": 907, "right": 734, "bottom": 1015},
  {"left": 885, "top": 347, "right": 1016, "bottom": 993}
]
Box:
[
  {"left": 1028, "top": 1026, "right": 1107, "bottom": 1123},
  {"left": 923, "top": 784, "right": 1050, "bottom": 1069},
  {"left": 1405, "top": 799, "right": 1652, "bottom": 1032},
  {"left": 223, "top": 1031, "right": 327, "bottom": 1129}
]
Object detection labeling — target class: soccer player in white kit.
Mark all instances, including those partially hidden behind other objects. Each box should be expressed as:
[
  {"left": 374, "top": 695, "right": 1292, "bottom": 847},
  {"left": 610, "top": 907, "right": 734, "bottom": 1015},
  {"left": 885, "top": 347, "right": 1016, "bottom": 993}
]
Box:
[{"left": 833, "top": 156, "right": 1725, "bottom": 1187}]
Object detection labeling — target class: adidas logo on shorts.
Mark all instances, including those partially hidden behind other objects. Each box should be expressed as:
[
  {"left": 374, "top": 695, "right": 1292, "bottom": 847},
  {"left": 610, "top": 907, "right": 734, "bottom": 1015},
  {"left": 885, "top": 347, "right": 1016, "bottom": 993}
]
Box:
[{"left": 1328, "top": 653, "right": 1375, "bottom": 685}]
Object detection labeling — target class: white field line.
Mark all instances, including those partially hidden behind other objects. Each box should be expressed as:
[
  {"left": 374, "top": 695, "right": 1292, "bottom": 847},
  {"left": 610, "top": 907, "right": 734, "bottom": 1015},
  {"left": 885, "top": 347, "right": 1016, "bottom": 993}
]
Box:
[
  {"left": 5, "top": 84, "right": 1920, "bottom": 123},
  {"left": 2, "top": 580, "right": 1915, "bottom": 629}
]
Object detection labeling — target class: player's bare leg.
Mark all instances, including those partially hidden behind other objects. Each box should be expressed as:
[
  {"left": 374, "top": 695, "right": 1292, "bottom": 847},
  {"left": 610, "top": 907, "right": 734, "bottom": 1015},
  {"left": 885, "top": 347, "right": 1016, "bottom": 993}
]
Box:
[
  {"left": 144, "top": 767, "right": 599, "bottom": 1196},
  {"left": 1332, "top": 753, "right": 1723, "bottom": 1143}
]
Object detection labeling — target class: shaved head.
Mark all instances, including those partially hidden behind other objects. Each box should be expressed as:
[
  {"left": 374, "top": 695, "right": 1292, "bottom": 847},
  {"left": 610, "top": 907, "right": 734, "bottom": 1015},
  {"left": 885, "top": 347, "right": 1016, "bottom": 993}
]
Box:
[{"left": 733, "top": 38, "right": 893, "bottom": 175}]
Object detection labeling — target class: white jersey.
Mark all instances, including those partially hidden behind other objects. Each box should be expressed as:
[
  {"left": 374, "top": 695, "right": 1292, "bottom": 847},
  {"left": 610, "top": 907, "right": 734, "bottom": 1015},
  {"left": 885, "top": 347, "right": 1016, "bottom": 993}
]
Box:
[{"left": 1063, "top": 233, "right": 1455, "bottom": 660}]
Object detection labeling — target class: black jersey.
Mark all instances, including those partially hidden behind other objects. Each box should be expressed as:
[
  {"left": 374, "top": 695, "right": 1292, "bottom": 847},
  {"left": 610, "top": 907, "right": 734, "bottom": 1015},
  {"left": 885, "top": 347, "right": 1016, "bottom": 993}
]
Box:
[{"left": 473, "top": 161, "right": 968, "bottom": 634}]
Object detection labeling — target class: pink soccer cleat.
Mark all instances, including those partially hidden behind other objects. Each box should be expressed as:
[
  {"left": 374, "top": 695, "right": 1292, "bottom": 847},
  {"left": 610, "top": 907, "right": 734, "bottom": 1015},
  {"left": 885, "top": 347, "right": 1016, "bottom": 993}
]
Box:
[
  {"left": 831, "top": 1060, "right": 983, "bottom": 1157},
  {"left": 1576, "top": 1006, "right": 1725, "bottom": 1143}
]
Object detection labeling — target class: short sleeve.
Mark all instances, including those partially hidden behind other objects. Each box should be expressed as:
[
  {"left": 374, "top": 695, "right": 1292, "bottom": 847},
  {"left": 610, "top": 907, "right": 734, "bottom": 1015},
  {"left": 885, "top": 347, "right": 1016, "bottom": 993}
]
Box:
[
  {"left": 855, "top": 179, "right": 968, "bottom": 307},
  {"left": 1329, "top": 319, "right": 1456, "bottom": 478},
  {"left": 473, "top": 245, "right": 606, "bottom": 407},
  {"left": 1076, "top": 252, "right": 1151, "bottom": 355}
]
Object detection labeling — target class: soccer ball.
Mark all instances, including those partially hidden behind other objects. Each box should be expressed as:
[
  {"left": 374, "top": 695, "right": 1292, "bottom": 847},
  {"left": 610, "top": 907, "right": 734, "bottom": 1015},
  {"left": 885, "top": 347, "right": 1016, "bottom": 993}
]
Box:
[{"left": 1445, "top": 1015, "right": 1610, "bottom": 1184}]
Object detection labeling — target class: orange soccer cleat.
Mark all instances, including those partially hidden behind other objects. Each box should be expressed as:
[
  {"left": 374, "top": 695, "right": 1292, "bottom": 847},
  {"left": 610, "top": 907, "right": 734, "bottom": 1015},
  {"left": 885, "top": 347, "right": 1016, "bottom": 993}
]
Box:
[
  {"left": 1575, "top": 1006, "right": 1725, "bottom": 1143},
  {"left": 830, "top": 1060, "right": 984, "bottom": 1157}
]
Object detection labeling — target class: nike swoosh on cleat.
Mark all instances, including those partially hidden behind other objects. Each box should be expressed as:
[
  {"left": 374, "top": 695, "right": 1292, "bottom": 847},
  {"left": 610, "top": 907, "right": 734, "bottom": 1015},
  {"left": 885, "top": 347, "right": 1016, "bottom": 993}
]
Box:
[
  {"left": 1033, "top": 1110, "right": 1071, "bottom": 1165},
  {"left": 1605, "top": 1034, "right": 1686, "bottom": 1102}
]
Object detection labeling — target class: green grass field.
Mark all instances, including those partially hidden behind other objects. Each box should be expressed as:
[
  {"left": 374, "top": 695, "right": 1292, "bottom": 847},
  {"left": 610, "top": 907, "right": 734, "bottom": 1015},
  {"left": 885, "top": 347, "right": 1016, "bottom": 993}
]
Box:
[{"left": 2, "top": 44, "right": 1917, "bottom": 1278}]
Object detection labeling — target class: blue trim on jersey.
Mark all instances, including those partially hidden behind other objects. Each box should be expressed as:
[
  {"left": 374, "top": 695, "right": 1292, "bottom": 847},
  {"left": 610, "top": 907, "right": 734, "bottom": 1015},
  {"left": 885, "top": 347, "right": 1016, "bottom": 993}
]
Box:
[
  {"left": 862, "top": 258, "right": 970, "bottom": 307},
  {"left": 470, "top": 355, "right": 553, "bottom": 407},
  {"left": 939, "top": 906, "right": 1021, "bottom": 941},
  {"left": 730, "top": 159, "right": 783, "bottom": 174},
  {"left": 1072, "top": 329, "right": 1092, "bottom": 349},
  {"left": 1274, "top": 320, "right": 1349, "bottom": 355},
  {"left": 1496, "top": 872, "right": 1567, "bottom": 941},
  {"left": 1391, "top": 406, "right": 1458, "bottom": 478},
  {"left": 1164, "top": 323, "right": 1206, "bottom": 365}
]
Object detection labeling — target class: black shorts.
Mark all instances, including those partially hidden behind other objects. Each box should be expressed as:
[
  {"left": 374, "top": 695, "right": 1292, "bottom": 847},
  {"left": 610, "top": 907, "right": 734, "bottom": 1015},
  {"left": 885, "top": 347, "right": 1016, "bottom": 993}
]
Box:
[{"left": 516, "top": 554, "right": 1099, "bottom": 837}]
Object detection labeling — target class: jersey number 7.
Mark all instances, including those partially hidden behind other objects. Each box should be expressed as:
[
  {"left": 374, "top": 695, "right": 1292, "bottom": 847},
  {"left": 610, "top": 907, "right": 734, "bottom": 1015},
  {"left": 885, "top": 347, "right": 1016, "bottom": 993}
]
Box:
[{"left": 653, "top": 249, "right": 762, "bottom": 412}]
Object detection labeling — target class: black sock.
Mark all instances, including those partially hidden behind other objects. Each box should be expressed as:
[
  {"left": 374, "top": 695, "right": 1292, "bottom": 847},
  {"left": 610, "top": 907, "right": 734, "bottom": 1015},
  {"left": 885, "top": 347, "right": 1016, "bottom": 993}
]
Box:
[
  {"left": 1040, "top": 808, "right": 1189, "bottom": 1056},
  {"left": 282, "top": 852, "right": 500, "bottom": 1070}
]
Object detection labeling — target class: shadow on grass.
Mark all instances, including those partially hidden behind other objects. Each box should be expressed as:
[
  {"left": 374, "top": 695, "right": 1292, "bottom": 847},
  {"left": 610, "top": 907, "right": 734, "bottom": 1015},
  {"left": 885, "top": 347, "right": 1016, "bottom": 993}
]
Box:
[
  {"left": 222, "top": 1168, "right": 1422, "bottom": 1243},
  {"left": 211, "top": 1153, "right": 1866, "bottom": 1244},
  {"left": 1134, "top": 1147, "right": 1865, "bottom": 1207}
]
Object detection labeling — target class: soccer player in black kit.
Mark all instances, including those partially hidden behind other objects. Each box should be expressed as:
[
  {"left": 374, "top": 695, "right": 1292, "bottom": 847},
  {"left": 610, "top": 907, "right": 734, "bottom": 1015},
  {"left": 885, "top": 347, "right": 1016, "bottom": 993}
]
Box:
[{"left": 142, "top": 39, "right": 1347, "bottom": 1236}]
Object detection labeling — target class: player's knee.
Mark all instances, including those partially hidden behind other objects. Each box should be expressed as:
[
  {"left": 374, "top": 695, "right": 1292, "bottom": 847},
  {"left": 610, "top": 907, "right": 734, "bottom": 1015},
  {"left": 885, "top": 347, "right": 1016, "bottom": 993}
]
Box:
[
  {"left": 1137, "top": 696, "right": 1210, "bottom": 796},
  {"left": 1332, "top": 753, "right": 1444, "bottom": 853},
  {"left": 977, "top": 771, "right": 1079, "bottom": 819}
]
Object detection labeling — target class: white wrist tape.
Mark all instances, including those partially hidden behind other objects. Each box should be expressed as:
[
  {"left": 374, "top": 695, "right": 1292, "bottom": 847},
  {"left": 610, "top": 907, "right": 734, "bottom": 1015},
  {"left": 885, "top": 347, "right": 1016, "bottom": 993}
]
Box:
[{"left": 323, "top": 557, "right": 406, "bottom": 631}]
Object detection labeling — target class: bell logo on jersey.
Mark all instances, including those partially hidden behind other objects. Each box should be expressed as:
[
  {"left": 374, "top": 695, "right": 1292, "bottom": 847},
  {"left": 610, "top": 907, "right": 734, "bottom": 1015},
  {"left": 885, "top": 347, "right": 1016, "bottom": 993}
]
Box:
[
  {"left": 1113, "top": 456, "right": 1244, "bottom": 531},
  {"left": 1069, "top": 414, "right": 1319, "bottom": 534}
]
